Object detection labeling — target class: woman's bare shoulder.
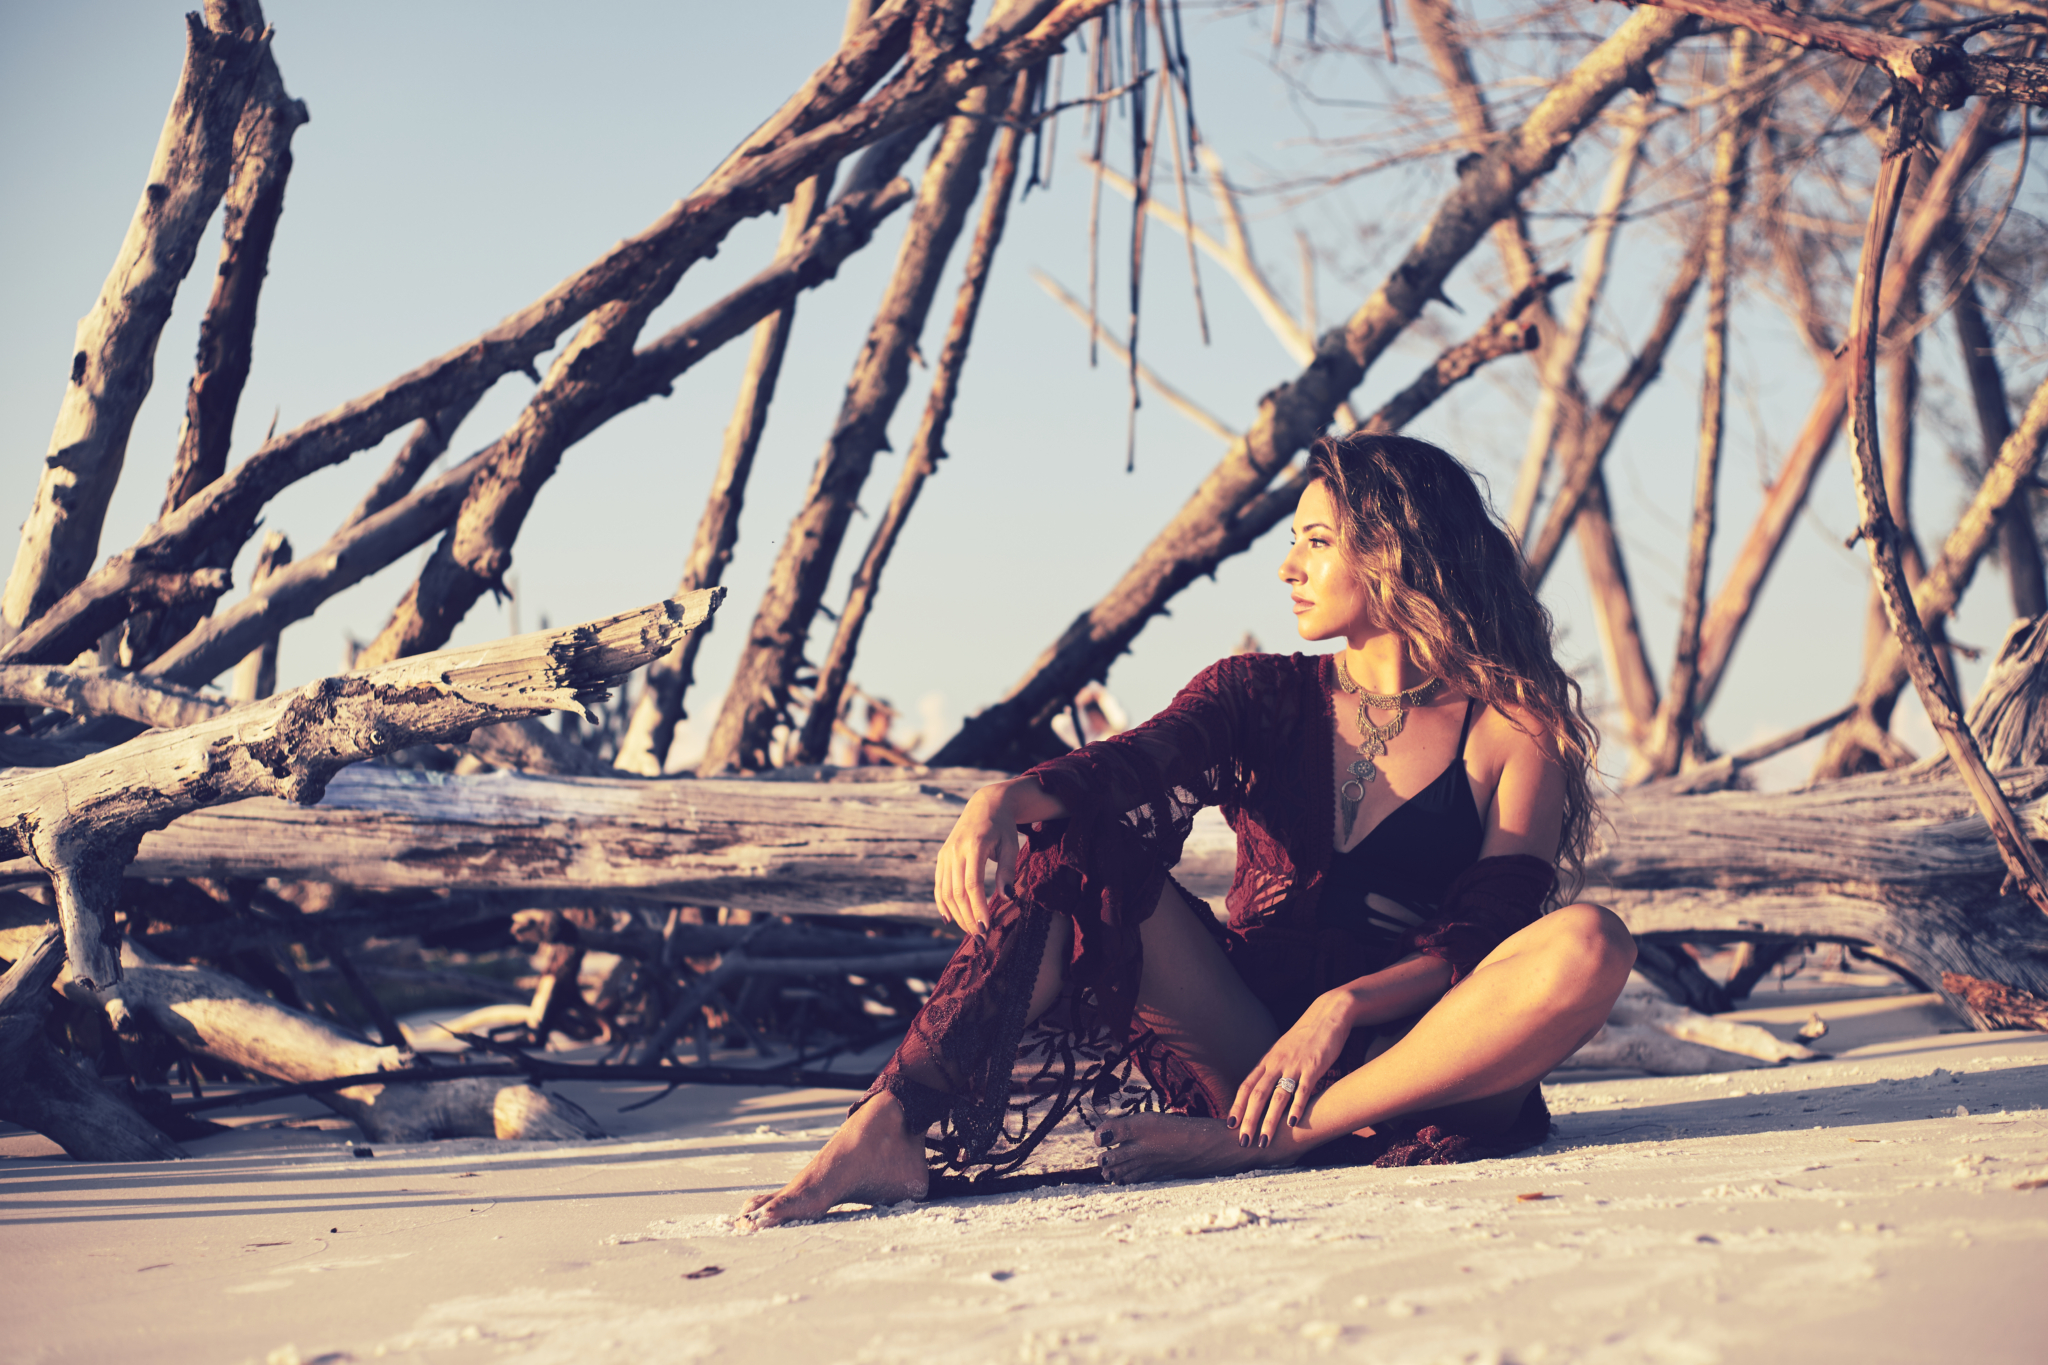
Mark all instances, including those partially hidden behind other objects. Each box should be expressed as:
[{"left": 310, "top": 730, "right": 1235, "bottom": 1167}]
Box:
[{"left": 1467, "top": 697, "right": 1562, "bottom": 770}]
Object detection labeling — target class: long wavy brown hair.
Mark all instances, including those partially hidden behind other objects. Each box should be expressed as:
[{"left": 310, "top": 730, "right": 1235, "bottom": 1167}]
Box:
[{"left": 1305, "top": 431, "right": 1600, "bottom": 894}]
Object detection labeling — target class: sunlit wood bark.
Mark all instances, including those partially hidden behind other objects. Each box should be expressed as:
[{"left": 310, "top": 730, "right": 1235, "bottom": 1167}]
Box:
[
  {"left": 121, "top": 0, "right": 309, "bottom": 670},
  {"left": 0, "top": 9, "right": 267, "bottom": 644},
  {"left": 1952, "top": 268, "right": 2047, "bottom": 618},
  {"left": 228, "top": 530, "right": 292, "bottom": 702},
  {"left": 1690, "top": 99, "right": 2005, "bottom": 715},
  {"left": 1839, "top": 89, "right": 2048, "bottom": 920},
  {"left": 140, "top": 180, "right": 913, "bottom": 691},
  {"left": 701, "top": 42, "right": 1028, "bottom": 772},
  {"left": 797, "top": 70, "right": 1038, "bottom": 765},
  {"left": 0, "top": 593, "right": 721, "bottom": 991},
  {"left": 1643, "top": 33, "right": 1758, "bottom": 778}
]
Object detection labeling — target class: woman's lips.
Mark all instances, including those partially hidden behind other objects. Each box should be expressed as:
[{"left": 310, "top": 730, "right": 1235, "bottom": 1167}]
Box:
[{"left": 1291, "top": 597, "right": 1312, "bottom": 613}]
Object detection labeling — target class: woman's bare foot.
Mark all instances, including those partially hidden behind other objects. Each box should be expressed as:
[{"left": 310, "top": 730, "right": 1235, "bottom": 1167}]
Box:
[
  {"left": 1095, "top": 1113, "right": 1298, "bottom": 1184},
  {"left": 738, "top": 1091, "right": 929, "bottom": 1228}
]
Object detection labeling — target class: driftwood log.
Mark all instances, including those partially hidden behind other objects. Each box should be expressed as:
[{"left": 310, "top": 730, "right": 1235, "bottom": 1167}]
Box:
[
  {"left": 96, "top": 943, "right": 603, "bottom": 1145},
  {"left": 0, "top": 930, "right": 189, "bottom": 1161},
  {"left": 11, "top": 744, "right": 2047, "bottom": 1029},
  {"left": 0, "top": 590, "right": 720, "bottom": 990}
]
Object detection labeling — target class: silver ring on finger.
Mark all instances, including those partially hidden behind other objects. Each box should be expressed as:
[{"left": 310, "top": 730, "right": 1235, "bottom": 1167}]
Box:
[{"left": 1275, "top": 1076, "right": 1299, "bottom": 1095}]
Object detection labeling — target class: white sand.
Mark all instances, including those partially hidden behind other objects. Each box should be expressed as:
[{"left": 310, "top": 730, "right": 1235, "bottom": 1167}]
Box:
[{"left": 5, "top": 992, "right": 2048, "bottom": 1364}]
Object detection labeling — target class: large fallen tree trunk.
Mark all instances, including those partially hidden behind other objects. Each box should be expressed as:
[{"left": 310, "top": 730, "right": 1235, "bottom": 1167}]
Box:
[{"left": 14, "top": 747, "right": 2048, "bottom": 1028}]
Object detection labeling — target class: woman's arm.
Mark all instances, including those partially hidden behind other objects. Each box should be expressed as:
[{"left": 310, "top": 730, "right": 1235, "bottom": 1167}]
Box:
[
  {"left": 934, "top": 777, "right": 1069, "bottom": 934},
  {"left": 935, "top": 656, "right": 1272, "bottom": 934}
]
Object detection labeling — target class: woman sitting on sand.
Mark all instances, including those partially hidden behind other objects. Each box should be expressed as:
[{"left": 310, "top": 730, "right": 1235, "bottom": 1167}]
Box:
[{"left": 743, "top": 433, "right": 1637, "bottom": 1227}]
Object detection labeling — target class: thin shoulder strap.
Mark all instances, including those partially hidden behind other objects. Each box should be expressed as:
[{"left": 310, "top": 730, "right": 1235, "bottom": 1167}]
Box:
[{"left": 1454, "top": 698, "right": 1479, "bottom": 758}]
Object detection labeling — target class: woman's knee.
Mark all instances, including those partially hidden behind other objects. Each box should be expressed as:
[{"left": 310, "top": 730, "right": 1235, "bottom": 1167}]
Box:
[{"left": 1516, "top": 902, "right": 1636, "bottom": 996}]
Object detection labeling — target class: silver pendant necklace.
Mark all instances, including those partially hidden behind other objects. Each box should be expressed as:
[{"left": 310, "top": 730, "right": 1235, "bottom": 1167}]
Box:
[{"left": 1334, "top": 656, "right": 1441, "bottom": 830}]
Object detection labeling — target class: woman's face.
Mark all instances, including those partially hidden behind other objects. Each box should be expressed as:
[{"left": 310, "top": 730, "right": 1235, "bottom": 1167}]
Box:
[{"left": 1279, "top": 479, "right": 1372, "bottom": 643}]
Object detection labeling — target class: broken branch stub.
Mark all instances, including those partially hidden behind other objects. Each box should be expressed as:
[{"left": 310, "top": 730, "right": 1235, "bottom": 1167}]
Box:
[{"left": 0, "top": 590, "right": 722, "bottom": 990}]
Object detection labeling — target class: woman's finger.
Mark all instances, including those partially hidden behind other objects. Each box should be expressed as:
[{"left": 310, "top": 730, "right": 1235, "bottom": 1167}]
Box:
[
  {"left": 993, "top": 830, "right": 1019, "bottom": 903},
  {"left": 964, "top": 836, "right": 994, "bottom": 934},
  {"left": 1286, "top": 1072, "right": 1313, "bottom": 1130}
]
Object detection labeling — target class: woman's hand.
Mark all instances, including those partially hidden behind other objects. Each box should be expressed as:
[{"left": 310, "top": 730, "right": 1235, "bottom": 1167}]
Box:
[
  {"left": 933, "top": 778, "right": 1066, "bottom": 935},
  {"left": 1229, "top": 989, "right": 1358, "bottom": 1147}
]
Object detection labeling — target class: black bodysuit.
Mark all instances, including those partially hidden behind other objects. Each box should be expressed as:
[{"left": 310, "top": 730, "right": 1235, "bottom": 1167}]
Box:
[{"left": 1317, "top": 699, "right": 1484, "bottom": 963}]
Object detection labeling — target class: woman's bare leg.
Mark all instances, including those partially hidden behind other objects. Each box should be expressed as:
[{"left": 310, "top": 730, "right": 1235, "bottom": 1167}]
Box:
[
  {"left": 739, "top": 912, "right": 1079, "bottom": 1227},
  {"left": 1097, "top": 904, "right": 1636, "bottom": 1183}
]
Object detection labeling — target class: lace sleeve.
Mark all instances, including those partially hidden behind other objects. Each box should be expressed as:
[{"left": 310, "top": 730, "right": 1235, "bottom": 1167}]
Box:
[
  {"left": 1409, "top": 854, "right": 1556, "bottom": 985},
  {"left": 1023, "top": 656, "right": 1258, "bottom": 825}
]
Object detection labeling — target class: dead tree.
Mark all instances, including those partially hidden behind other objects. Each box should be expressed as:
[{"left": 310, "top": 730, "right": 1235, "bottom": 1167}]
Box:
[
  {"left": 796, "top": 69, "right": 1042, "bottom": 764},
  {"left": 0, "top": 6, "right": 269, "bottom": 646},
  {"left": 1640, "top": 32, "right": 1761, "bottom": 778},
  {"left": 1, "top": 0, "right": 1108, "bottom": 676},
  {"left": 700, "top": 17, "right": 1041, "bottom": 773},
  {"left": 122, "top": 0, "right": 309, "bottom": 670},
  {"left": 932, "top": 5, "right": 1695, "bottom": 767},
  {"left": 0, "top": 930, "right": 191, "bottom": 1161}
]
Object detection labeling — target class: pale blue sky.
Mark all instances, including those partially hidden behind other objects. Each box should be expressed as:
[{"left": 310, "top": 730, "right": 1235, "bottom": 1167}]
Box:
[{"left": 3, "top": 1, "right": 2040, "bottom": 785}]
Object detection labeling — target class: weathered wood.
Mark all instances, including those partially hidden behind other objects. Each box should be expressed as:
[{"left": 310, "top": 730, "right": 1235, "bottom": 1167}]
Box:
[
  {"left": 1840, "top": 85, "right": 2048, "bottom": 920},
  {"left": 1952, "top": 267, "right": 2047, "bottom": 619},
  {"left": 1626, "top": 0, "right": 2048, "bottom": 109},
  {"left": 933, "top": 5, "right": 1695, "bottom": 768},
  {"left": 0, "top": 10, "right": 267, "bottom": 644},
  {"left": 228, "top": 530, "right": 291, "bottom": 702},
  {"left": 1642, "top": 36, "right": 1758, "bottom": 778},
  {"left": 797, "top": 68, "right": 1039, "bottom": 765},
  {"left": 362, "top": 1, "right": 1059, "bottom": 671},
  {"left": 701, "top": 23, "right": 1026, "bottom": 772},
  {"left": 0, "top": 929, "right": 188, "bottom": 1161},
  {"left": 99, "top": 946, "right": 602, "bottom": 1143},
  {"left": 0, "top": 666, "right": 228, "bottom": 731},
  {"left": 140, "top": 184, "right": 910, "bottom": 693},
  {"left": 1504, "top": 95, "right": 1649, "bottom": 542},
  {"left": 34, "top": 743, "right": 2048, "bottom": 1033},
  {"left": 1967, "top": 615, "right": 2048, "bottom": 771},
  {"left": 0, "top": 0, "right": 1102, "bottom": 672},
  {"left": 613, "top": 97, "right": 854, "bottom": 777},
  {"left": 0, "top": 592, "right": 721, "bottom": 990},
  {"left": 122, "top": 0, "right": 309, "bottom": 670},
  {"left": 1689, "top": 99, "right": 2007, "bottom": 716}
]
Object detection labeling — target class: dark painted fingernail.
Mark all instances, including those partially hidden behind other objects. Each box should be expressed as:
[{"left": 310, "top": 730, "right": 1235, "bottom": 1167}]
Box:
[
  {"left": 1260, "top": 1135, "right": 1271, "bottom": 1148},
  {"left": 1287, "top": 1116, "right": 1298, "bottom": 1127},
  {"left": 1226, "top": 1116, "right": 1238, "bottom": 1129},
  {"left": 1238, "top": 1134, "right": 1249, "bottom": 1148}
]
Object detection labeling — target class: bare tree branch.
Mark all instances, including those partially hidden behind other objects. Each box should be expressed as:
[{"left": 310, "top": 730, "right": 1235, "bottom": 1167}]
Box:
[
  {"left": 0, "top": 0, "right": 1105, "bottom": 671},
  {"left": 1839, "top": 88, "right": 2048, "bottom": 918},
  {"left": 1643, "top": 32, "right": 1761, "bottom": 778},
  {"left": 932, "top": 6, "right": 1696, "bottom": 767},
  {"left": 0, "top": 10, "right": 268, "bottom": 643},
  {"left": 0, "top": 667, "right": 228, "bottom": 731},
  {"left": 701, "top": 39, "right": 1030, "bottom": 772},
  {"left": 138, "top": 178, "right": 916, "bottom": 691},
  {"left": 799, "top": 70, "right": 1040, "bottom": 764},
  {"left": 1623, "top": 0, "right": 2048, "bottom": 108},
  {"left": 121, "top": 0, "right": 310, "bottom": 670}
]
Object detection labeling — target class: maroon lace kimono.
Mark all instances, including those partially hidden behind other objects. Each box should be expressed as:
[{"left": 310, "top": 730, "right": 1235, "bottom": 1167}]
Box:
[{"left": 868, "top": 652, "right": 1557, "bottom": 1177}]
